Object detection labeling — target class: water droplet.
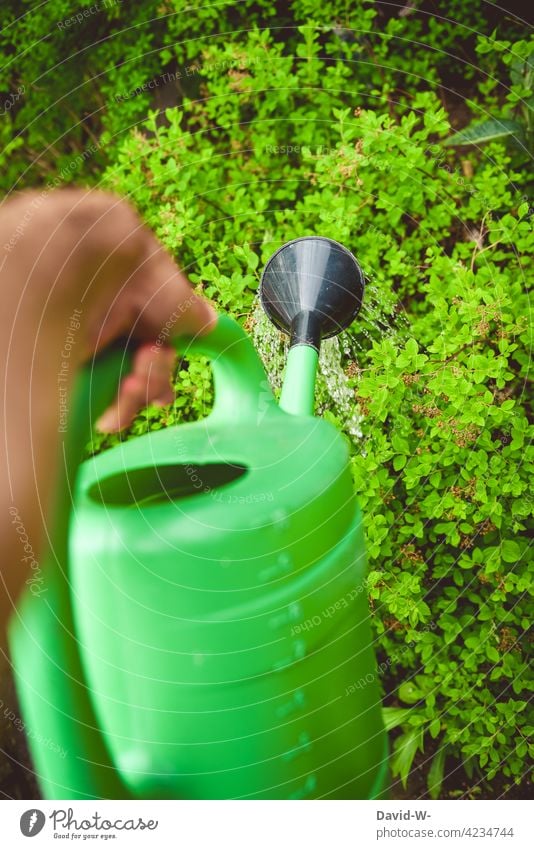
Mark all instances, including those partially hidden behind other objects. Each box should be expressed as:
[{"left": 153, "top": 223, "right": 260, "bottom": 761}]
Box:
[
  {"left": 259, "top": 551, "right": 293, "bottom": 582},
  {"left": 251, "top": 299, "right": 288, "bottom": 392},
  {"left": 250, "top": 282, "right": 411, "bottom": 442},
  {"left": 275, "top": 689, "right": 306, "bottom": 718},
  {"left": 293, "top": 639, "right": 306, "bottom": 659},
  {"left": 277, "top": 551, "right": 292, "bottom": 570},
  {"left": 282, "top": 732, "right": 312, "bottom": 762},
  {"left": 288, "top": 774, "right": 317, "bottom": 799},
  {"left": 271, "top": 508, "right": 290, "bottom": 530},
  {"left": 288, "top": 601, "right": 302, "bottom": 621}
]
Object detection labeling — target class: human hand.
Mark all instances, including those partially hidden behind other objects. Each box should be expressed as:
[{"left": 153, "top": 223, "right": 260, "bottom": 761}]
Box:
[{"left": 3, "top": 187, "right": 216, "bottom": 432}]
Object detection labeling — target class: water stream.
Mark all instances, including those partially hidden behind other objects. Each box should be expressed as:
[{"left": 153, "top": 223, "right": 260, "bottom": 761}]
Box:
[{"left": 251, "top": 274, "right": 409, "bottom": 441}]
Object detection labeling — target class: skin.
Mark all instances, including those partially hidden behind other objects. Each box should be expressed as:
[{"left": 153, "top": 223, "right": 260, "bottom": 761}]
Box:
[{"left": 0, "top": 187, "right": 217, "bottom": 650}]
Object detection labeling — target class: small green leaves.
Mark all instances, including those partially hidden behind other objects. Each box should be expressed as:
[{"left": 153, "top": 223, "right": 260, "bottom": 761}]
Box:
[
  {"left": 234, "top": 244, "right": 259, "bottom": 271},
  {"left": 398, "top": 681, "right": 424, "bottom": 704},
  {"left": 486, "top": 645, "right": 500, "bottom": 663},
  {"left": 382, "top": 706, "right": 413, "bottom": 731},
  {"left": 501, "top": 540, "right": 521, "bottom": 563},
  {"left": 396, "top": 338, "right": 428, "bottom": 371},
  {"left": 429, "top": 718, "right": 441, "bottom": 739}
]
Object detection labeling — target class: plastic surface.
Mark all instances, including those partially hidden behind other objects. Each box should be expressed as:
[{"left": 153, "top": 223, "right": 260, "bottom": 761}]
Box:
[
  {"left": 10, "top": 310, "right": 387, "bottom": 800},
  {"left": 279, "top": 344, "right": 318, "bottom": 416},
  {"left": 260, "top": 236, "right": 365, "bottom": 349},
  {"left": 8, "top": 346, "right": 133, "bottom": 798}
]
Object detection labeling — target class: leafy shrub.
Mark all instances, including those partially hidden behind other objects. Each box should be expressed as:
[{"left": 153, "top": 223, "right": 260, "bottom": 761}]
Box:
[
  {"left": 3, "top": 1, "right": 532, "bottom": 798},
  {"left": 445, "top": 35, "right": 533, "bottom": 156}
]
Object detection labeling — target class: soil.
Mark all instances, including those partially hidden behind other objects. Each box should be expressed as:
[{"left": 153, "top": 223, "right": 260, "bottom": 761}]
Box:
[{"left": 0, "top": 663, "right": 40, "bottom": 800}]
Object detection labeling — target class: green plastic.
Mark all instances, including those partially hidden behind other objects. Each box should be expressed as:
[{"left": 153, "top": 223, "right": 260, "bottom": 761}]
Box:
[
  {"left": 279, "top": 345, "right": 319, "bottom": 416},
  {"left": 8, "top": 347, "right": 133, "bottom": 799},
  {"left": 9, "top": 314, "right": 388, "bottom": 799}
]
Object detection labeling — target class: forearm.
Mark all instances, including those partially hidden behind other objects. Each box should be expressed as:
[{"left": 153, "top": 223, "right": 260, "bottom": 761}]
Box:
[
  {"left": 0, "top": 187, "right": 215, "bottom": 644},
  {"left": 0, "top": 191, "right": 102, "bottom": 639}
]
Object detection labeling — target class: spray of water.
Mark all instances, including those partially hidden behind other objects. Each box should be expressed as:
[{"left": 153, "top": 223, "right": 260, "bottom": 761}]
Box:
[
  {"left": 251, "top": 301, "right": 362, "bottom": 438},
  {"left": 251, "top": 276, "right": 409, "bottom": 440},
  {"left": 317, "top": 334, "right": 363, "bottom": 439},
  {"left": 251, "top": 301, "right": 288, "bottom": 393}
]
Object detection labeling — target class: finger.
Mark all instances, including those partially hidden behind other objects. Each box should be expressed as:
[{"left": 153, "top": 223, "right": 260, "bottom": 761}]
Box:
[
  {"left": 96, "top": 344, "right": 176, "bottom": 433},
  {"left": 128, "top": 246, "right": 218, "bottom": 341},
  {"left": 86, "top": 273, "right": 217, "bottom": 359}
]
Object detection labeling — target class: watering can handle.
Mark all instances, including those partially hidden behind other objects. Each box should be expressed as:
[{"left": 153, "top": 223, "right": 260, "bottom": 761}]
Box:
[
  {"left": 173, "top": 313, "right": 278, "bottom": 422},
  {"left": 72, "top": 313, "right": 277, "bottom": 452}
]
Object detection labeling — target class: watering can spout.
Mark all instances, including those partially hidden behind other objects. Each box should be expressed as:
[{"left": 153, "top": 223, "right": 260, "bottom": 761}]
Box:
[{"left": 260, "top": 236, "right": 365, "bottom": 415}]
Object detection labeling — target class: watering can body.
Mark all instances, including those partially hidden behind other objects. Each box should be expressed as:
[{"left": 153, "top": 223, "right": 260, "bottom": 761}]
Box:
[{"left": 9, "top": 314, "right": 388, "bottom": 799}]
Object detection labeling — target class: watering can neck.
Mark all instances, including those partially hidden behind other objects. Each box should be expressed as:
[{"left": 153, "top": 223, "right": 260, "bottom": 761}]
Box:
[
  {"left": 279, "top": 343, "right": 319, "bottom": 417},
  {"left": 276, "top": 309, "right": 322, "bottom": 416}
]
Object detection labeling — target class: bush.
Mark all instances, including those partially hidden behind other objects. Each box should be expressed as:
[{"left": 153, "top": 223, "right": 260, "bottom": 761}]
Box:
[{"left": 3, "top": 1, "right": 532, "bottom": 798}]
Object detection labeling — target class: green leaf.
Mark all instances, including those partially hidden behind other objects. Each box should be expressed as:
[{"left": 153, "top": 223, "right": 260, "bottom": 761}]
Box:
[
  {"left": 392, "top": 728, "right": 421, "bottom": 789},
  {"left": 382, "top": 706, "right": 412, "bottom": 731},
  {"left": 486, "top": 645, "right": 500, "bottom": 663},
  {"left": 501, "top": 540, "right": 521, "bottom": 562},
  {"left": 427, "top": 746, "right": 447, "bottom": 799},
  {"left": 429, "top": 717, "right": 441, "bottom": 739},
  {"left": 398, "top": 681, "right": 424, "bottom": 704},
  {"left": 406, "top": 338, "right": 419, "bottom": 357},
  {"left": 444, "top": 118, "right": 525, "bottom": 146}
]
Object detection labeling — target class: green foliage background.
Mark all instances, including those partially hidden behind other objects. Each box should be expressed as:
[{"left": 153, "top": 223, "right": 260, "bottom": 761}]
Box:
[{"left": 1, "top": 0, "right": 532, "bottom": 798}]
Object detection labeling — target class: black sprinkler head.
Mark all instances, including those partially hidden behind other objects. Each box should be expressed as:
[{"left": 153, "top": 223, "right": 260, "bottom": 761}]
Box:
[{"left": 259, "top": 236, "right": 364, "bottom": 350}]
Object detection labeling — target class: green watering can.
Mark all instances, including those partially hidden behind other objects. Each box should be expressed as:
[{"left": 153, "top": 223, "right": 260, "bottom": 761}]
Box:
[{"left": 9, "top": 237, "right": 388, "bottom": 800}]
